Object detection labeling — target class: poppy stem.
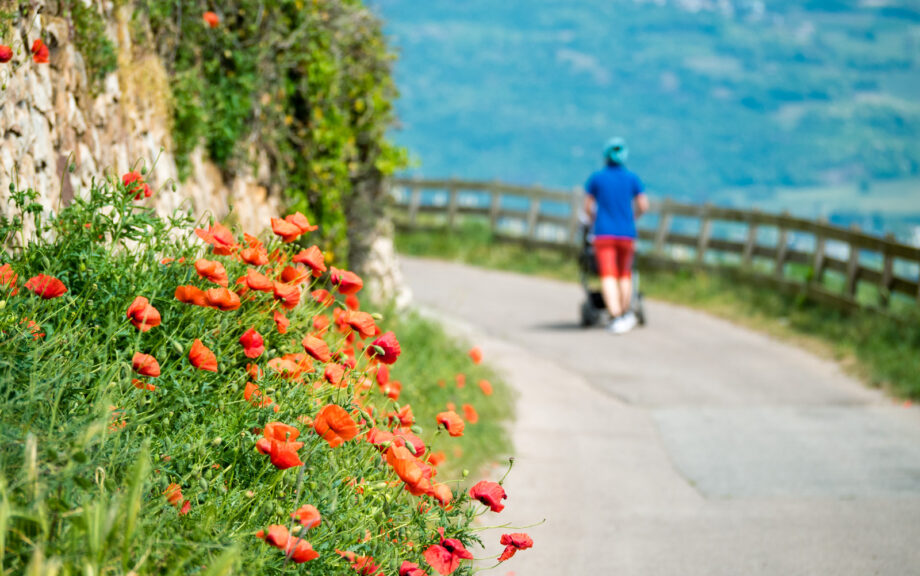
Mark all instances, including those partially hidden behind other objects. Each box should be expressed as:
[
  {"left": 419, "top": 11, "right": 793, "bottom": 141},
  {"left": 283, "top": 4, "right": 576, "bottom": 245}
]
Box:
[{"left": 282, "top": 462, "right": 308, "bottom": 566}]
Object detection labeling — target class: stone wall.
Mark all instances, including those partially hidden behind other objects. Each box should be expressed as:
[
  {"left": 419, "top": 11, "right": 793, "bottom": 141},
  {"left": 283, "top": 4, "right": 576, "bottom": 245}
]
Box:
[
  {"left": 0, "top": 1, "right": 410, "bottom": 305},
  {"left": 0, "top": 2, "right": 280, "bottom": 235}
]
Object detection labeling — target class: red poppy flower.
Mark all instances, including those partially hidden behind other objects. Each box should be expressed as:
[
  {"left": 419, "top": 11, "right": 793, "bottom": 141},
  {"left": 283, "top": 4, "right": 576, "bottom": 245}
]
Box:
[
  {"left": 21, "top": 318, "right": 45, "bottom": 340},
  {"left": 256, "top": 524, "right": 290, "bottom": 549},
  {"left": 241, "top": 234, "right": 269, "bottom": 266},
  {"left": 194, "top": 222, "right": 236, "bottom": 255},
  {"left": 256, "top": 422, "right": 304, "bottom": 469},
  {"left": 126, "top": 296, "right": 161, "bottom": 332},
  {"left": 344, "top": 294, "right": 360, "bottom": 311},
  {"left": 194, "top": 258, "right": 228, "bottom": 287},
  {"left": 468, "top": 346, "right": 483, "bottom": 364},
  {"left": 386, "top": 445, "right": 425, "bottom": 486},
  {"left": 0, "top": 45, "right": 12, "bottom": 63},
  {"left": 268, "top": 356, "right": 312, "bottom": 381},
  {"left": 498, "top": 533, "right": 533, "bottom": 562},
  {"left": 204, "top": 287, "right": 241, "bottom": 311},
  {"left": 203, "top": 11, "right": 220, "bottom": 28},
  {"left": 286, "top": 537, "right": 320, "bottom": 563},
  {"left": 343, "top": 310, "right": 377, "bottom": 339},
  {"left": 321, "top": 363, "right": 344, "bottom": 386},
  {"left": 392, "top": 404, "right": 415, "bottom": 427},
  {"left": 423, "top": 528, "right": 474, "bottom": 576},
  {"left": 239, "top": 327, "right": 265, "bottom": 358},
  {"left": 286, "top": 212, "right": 318, "bottom": 234},
  {"left": 31, "top": 39, "right": 49, "bottom": 63},
  {"left": 382, "top": 379, "right": 402, "bottom": 401},
  {"left": 132, "top": 378, "right": 156, "bottom": 391},
  {"left": 273, "top": 281, "right": 301, "bottom": 309},
  {"left": 311, "top": 289, "right": 335, "bottom": 307},
  {"left": 329, "top": 267, "right": 363, "bottom": 295},
  {"left": 243, "top": 382, "right": 273, "bottom": 407},
  {"left": 175, "top": 285, "right": 209, "bottom": 307},
  {"left": 427, "top": 451, "right": 446, "bottom": 467},
  {"left": 369, "top": 331, "right": 401, "bottom": 364},
  {"left": 478, "top": 379, "right": 493, "bottom": 396},
  {"left": 399, "top": 561, "right": 429, "bottom": 576},
  {"left": 455, "top": 374, "right": 465, "bottom": 388},
  {"left": 290, "top": 504, "right": 322, "bottom": 529},
  {"left": 25, "top": 274, "right": 67, "bottom": 299},
  {"left": 462, "top": 403, "right": 479, "bottom": 424},
  {"left": 164, "top": 483, "right": 183, "bottom": 506},
  {"left": 122, "top": 171, "right": 152, "bottom": 200},
  {"left": 280, "top": 264, "right": 310, "bottom": 285},
  {"left": 336, "top": 550, "right": 381, "bottom": 575},
  {"left": 273, "top": 310, "right": 290, "bottom": 334},
  {"left": 189, "top": 339, "right": 218, "bottom": 372},
  {"left": 314, "top": 404, "right": 359, "bottom": 448},
  {"left": 292, "top": 245, "right": 327, "bottom": 277},
  {"left": 312, "top": 314, "right": 330, "bottom": 336},
  {"left": 270, "top": 212, "right": 316, "bottom": 243},
  {"left": 469, "top": 480, "right": 506, "bottom": 512},
  {"left": 132, "top": 352, "right": 160, "bottom": 377},
  {"left": 430, "top": 481, "right": 453, "bottom": 507},
  {"left": 243, "top": 268, "right": 273, "bottom": 292},
  {"left": 0, "top": 264, "right": 19, "bottom": 294},
  {"left": 435, "top": 411, "right": 464, "bottom": 437},
  {"left": 395, "top": 428, "right": 425, "bottom": 456},
  {"left": 298, "top": 335, "right": 329, "bottom": 363}
]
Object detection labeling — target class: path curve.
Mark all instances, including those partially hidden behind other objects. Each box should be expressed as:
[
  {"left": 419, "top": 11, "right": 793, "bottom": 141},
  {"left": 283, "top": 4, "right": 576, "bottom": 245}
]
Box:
[{"left": 401, "top": 257, "right": 920, "bottom": 576}]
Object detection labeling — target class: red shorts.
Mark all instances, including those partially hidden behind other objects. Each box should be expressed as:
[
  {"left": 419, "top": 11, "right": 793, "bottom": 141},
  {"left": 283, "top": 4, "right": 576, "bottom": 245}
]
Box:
[{"left": 594, "top": 237, "right": 635, "bottom": 279}]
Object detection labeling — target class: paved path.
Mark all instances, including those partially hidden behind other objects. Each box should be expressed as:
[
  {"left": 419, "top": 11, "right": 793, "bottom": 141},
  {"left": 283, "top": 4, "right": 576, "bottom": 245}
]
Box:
[{"left": 401, "top": 257, "right": 920, "bottom": 576}]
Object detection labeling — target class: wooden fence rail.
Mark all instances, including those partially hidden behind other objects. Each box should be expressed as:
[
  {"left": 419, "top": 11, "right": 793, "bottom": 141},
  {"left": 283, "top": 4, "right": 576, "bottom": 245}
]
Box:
[{"left": 388, "top": 177, "right": 920, "bottom": 313}]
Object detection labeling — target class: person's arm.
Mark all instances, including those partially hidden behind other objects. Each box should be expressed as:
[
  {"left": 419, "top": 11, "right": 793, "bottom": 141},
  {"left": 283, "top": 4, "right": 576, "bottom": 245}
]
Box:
[
  {"left": 632, "top": 173, "right": 649, "bottom": 218},
  {"left": 634, "top": 193, "right": 650, "bottom": 218},
  {"left": 583, "top": 193, "right": 596, "bottom": 224}
]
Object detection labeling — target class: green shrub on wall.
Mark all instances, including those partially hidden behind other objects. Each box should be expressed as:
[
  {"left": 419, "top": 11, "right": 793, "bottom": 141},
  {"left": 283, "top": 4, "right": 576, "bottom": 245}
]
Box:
[{"left": 132, "top": 0, "right": 407, "bottom": 267}]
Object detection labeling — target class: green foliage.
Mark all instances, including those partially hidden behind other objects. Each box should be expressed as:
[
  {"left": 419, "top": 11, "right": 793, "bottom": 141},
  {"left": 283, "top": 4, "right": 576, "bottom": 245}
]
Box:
[
  {"left": 0, "top": 178, "right": 517, "bottom": 574},
  {"left": 383, "top": 0, "right": 920, "bottom": 224},
  {"left": 63, "top": 0, "right": 118, "bottom": 89},
  {"left": 132, "top": 0, "right": 407, "bottom": 263}
]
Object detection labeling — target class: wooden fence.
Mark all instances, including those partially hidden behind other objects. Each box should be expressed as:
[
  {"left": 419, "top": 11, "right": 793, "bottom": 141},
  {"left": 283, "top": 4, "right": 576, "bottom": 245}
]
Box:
[{"left": 388, "top": 177, "right": 920, "bottom": 313}]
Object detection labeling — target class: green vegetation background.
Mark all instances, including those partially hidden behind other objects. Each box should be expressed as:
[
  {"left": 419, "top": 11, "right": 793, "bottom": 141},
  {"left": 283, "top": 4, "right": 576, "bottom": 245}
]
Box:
[{"left": 376, "top": 0, "right": 920, "bottom": 235}]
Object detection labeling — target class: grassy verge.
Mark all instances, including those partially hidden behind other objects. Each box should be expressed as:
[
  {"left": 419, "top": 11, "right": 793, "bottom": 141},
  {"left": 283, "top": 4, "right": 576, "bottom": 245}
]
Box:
[
  {"left": 396, "top": 219, "right": 920, "bottom": 400},
  {"left": 379, "top": 310, "right": 514, "bottom": 478}
]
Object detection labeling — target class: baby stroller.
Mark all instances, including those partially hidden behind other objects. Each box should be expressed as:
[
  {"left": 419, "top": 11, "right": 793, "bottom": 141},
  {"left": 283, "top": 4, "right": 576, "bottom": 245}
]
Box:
[{"left": 578, "top": 225, "right": 647, "bottom": 328}]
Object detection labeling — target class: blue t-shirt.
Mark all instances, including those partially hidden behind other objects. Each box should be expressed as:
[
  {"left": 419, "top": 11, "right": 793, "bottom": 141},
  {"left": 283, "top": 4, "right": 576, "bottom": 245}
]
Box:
[{"left": 585, "top": 165, "right": 645, "bottom": 238}]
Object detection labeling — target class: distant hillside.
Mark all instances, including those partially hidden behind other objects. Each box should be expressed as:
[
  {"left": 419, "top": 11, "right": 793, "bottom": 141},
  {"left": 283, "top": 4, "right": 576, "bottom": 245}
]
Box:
[{"left": 374, "top": 0, "right": 920, "bottom": 236}]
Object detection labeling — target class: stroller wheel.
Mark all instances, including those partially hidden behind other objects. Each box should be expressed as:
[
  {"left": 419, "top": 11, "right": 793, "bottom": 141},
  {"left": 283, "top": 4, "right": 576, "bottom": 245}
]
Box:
[
  {"left": 580, "top": 300, "right": 600, "bottom": 328},
  {"left": 634, "top": 294, "right": 647, "bottom": 326}
]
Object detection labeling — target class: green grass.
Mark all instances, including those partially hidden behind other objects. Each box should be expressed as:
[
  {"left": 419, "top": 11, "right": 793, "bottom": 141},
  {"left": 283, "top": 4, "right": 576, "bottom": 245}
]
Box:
[
  {"left": 396, "top": 219, "right": 920, "bottom": 400},
  {"left": 381, "top": 310, "right": 514, "bottom": 479}
]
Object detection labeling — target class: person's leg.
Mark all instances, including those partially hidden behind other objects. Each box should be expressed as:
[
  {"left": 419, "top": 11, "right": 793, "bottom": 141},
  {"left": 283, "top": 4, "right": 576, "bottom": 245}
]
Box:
[
  {"left": 618, "top": 276, "right": 632, "bottom": 313},
  {"left": 615, "top": 239, "right": 636, "bottom": 314},
  {"left": 594, "top": 239, "right": 623, "bottom": 317},
  {"left": 601, "top": 276, "right": 623, "bottom": 317}
]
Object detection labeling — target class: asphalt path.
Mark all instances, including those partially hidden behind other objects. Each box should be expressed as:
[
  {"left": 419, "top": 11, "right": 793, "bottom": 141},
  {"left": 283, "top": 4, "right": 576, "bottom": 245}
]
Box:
[{"left": 401, "top": 257, "right": 920, "bottom": 576}]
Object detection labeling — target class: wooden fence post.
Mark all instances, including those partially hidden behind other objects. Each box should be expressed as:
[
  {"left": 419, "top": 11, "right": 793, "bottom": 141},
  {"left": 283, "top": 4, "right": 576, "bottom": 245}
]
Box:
[
  {"left": 446, "top": 180, "right": 459, "bottom": 231},
  {"left": 526, "top": 196, "right": 541, "bottom": 242},
  {"left": 407, "top": 184, "right": 421, "bottom": 228},
  {"left": 742, "top": 211, "right": 759, "bottom": 269},
  {"left": 880, "top": 234, "right": 895, "bottom": 308},
  {"left": 812, "top": 239, "right": 826, "bottom": 288},
  {"left": 774, "top": 212, "right": 790, "bottom": 279},
  {"left": 844, "top": 224, "right": 861, "bottom": 300},
  {"left": 488, "top": 187, "right": 501, "bottom": 235},
  {"left": 696, "top": 203, "right": 712, "bottom": 266},
  {"left": 568, "top": 188, "right": 582, "bottom": 247},
  {"left": 654, "top": 199, "right": 672, "bottom": 254}
]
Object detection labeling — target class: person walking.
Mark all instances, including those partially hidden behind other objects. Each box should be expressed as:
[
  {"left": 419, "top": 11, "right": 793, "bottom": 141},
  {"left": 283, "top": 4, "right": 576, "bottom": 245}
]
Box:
[{"left": 583, "top": 137, "right": 649, "bottom": 334}]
